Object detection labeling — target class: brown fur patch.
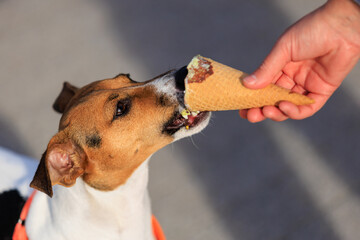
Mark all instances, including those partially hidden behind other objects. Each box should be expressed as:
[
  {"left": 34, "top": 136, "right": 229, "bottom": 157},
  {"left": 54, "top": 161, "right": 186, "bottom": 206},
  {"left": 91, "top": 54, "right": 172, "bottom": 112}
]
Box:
[{"left": 32, "top": 74, "right": 178, "bottom": 194}]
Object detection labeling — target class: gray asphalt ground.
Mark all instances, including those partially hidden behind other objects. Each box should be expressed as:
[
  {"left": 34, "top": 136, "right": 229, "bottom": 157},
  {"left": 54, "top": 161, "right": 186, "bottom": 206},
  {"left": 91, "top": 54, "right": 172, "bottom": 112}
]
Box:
[{"left": 1, "top": 0, "right": 360, "bottom": 239}]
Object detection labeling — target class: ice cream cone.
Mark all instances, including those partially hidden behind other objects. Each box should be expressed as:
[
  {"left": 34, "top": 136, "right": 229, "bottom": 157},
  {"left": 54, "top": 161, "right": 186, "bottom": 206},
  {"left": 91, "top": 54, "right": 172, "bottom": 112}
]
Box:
[{"left": 184, "top": 55, "right": 315, "bottom": 111}]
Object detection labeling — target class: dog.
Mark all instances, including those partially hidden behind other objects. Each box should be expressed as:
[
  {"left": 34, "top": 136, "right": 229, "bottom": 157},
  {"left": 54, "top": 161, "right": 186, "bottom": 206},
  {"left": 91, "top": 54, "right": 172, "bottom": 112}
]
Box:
[{"left": 0, "top": 67, "right": 211, "bottom": 240}]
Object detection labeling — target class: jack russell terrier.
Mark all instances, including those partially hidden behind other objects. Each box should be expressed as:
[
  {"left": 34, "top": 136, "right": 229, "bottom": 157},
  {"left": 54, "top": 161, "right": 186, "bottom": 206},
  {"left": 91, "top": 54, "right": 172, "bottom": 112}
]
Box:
[{"left": 0, "top": 67, "right": 211, "bottom": 240}]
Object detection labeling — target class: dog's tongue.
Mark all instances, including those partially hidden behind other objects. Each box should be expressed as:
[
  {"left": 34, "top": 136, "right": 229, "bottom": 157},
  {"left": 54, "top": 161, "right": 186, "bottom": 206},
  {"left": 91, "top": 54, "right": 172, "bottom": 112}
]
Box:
[{"left": 187, "top": 115, "right": 197, "bottom": 125}]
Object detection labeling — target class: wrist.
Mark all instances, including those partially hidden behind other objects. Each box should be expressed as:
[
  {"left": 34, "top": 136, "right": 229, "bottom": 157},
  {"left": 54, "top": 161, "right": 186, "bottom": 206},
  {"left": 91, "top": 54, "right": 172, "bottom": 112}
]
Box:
[
  {"left": 329, "top": 0, "right": 359, "bottom": 4},
  {"left": 324, "top": 0, "right": 360, "bottom": 49},
  {"left": 329, "top": 0, "right": 360, "bottom": 13},
  {"left": 327, "top": 0, "right": 360, "bottom": 10}
]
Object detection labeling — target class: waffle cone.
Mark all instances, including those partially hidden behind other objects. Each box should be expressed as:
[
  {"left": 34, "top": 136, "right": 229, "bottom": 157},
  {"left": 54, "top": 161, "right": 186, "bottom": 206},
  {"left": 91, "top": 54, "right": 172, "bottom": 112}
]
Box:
[{"left": 184, "top": 55, "right": 315, "bottom": 111}]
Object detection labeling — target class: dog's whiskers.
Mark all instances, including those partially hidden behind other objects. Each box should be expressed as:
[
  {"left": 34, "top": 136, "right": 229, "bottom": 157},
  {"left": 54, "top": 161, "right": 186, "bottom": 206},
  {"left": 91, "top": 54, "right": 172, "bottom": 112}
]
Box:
[{"left": 189, "top": 136, "right": 200, "bottom": 150}]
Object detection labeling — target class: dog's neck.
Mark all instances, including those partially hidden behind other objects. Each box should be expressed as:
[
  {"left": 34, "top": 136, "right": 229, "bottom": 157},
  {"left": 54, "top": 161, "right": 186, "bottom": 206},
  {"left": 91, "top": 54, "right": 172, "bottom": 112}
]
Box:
[{"left": 26, "top": 158, "right": 154, "bottom": 240}]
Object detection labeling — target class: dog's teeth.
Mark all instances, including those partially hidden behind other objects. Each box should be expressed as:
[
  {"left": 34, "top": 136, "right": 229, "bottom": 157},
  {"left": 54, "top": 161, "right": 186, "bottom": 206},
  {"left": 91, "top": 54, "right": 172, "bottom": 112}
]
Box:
[{"left": 191, "top": 111, "right": 200, "bottom": 116}]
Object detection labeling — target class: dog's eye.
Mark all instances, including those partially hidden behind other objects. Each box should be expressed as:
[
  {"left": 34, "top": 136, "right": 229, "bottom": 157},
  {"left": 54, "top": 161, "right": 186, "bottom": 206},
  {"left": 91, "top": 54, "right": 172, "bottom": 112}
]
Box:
[{"left": 114, "top": 100, "right": 130, "bottom": 118}]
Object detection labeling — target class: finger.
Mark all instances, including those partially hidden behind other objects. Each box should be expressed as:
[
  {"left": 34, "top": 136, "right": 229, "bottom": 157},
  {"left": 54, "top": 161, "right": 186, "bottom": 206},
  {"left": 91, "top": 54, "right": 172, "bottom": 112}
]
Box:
[
  {"left": 239, "top": 109, "right": 248, "bottom": 119},
  {"left": 291, "top": 84, "right": 307, "bottom": 95},
  {"left": 243, "top": 37, "right": 291, "bottom": 89},
  {"left": 278, "top": 92, "right": 327, "bottom": 120},
  {"left": 262, "top": 106, "right": 289, "bottom": 121},
  {"left": 247, "top": 108, "right": 266, "bottom": 123},
  {"left": 274, "top": 73, "right": 296, "bottom": 90},
  {"left": 278, "top": 101, "right": 314, "bottom": 120}
]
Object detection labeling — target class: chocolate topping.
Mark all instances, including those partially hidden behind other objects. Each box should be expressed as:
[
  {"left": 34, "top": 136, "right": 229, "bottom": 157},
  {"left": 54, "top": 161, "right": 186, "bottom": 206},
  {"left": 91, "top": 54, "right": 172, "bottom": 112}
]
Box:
[{"left": 187, "top": 56, "right": 214, "bottom": 83}]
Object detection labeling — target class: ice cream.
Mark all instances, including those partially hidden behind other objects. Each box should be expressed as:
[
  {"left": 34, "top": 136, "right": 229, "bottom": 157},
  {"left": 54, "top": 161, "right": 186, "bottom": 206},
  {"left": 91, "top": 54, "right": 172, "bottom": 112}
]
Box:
[{"left": 184, "top": 55, "right": 315, "bottom": 112}]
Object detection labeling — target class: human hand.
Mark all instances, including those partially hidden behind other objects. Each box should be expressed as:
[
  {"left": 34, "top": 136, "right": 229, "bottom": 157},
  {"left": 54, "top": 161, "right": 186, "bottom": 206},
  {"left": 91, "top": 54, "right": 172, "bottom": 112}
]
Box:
[{"left": 240, "top": 0, "right": 360, "bottom": 122}]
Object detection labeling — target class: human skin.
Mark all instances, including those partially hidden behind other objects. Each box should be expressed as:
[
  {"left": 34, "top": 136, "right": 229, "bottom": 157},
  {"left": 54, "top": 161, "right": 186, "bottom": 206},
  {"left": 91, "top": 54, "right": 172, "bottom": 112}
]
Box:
[{"left": 240, "top": 0, "right": 360, "bottom": 122}]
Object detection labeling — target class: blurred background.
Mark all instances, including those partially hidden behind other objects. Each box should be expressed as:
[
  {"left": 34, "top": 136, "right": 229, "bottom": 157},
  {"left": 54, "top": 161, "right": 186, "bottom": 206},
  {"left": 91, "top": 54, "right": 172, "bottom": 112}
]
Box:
[{"left": 1, "top": 0, "right": 360, "bottom": 239}]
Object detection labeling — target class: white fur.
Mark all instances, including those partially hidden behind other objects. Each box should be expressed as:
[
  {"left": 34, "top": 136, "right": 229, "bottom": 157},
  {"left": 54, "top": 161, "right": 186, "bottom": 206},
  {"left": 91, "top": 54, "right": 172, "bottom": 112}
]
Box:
[{"left": 26, "top": 158, "right": 154, "bottom": 240}]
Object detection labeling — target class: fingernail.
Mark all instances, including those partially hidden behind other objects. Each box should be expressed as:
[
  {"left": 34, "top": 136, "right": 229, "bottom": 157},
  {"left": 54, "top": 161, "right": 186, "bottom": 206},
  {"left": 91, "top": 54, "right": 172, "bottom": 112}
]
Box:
[{"left": 243, "top": 74, "right": 257, "bottom": 85}]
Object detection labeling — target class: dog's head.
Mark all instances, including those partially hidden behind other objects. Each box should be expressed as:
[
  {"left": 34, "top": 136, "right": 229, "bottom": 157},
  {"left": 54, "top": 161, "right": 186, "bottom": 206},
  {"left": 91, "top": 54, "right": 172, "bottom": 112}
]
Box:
[{"left": 30, "top": 69, "right": 211, "bottom": 197}]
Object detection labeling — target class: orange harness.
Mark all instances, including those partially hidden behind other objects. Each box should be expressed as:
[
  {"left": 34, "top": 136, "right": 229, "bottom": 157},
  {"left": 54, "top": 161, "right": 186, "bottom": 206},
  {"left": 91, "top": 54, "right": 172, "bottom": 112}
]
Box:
[{"left": 13, "top": 191, "right": 166, "bottom": 240}]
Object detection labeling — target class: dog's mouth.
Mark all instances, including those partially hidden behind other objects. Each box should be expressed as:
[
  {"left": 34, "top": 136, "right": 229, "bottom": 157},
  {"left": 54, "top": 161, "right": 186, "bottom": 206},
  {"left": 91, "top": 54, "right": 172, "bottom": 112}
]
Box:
[
  {"left": 163, "top": 110, "right": 209, "bottom": 135},
  {"left": 163, "top": 66, "right": 209, "bottom": 135}
]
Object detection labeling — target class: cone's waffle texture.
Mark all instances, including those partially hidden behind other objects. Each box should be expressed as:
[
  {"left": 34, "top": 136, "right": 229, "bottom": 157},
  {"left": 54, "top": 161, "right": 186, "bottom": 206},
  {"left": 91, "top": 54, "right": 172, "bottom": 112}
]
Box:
[{"left": 184, "top": 55, "right": 315, "bottom": 111}]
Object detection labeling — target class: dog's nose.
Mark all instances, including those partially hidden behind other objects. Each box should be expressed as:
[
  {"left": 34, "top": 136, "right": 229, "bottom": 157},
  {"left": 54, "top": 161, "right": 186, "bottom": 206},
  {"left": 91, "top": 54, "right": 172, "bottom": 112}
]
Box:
[{"left": 174, "top": 66, "right": 187, "bottom": 92}]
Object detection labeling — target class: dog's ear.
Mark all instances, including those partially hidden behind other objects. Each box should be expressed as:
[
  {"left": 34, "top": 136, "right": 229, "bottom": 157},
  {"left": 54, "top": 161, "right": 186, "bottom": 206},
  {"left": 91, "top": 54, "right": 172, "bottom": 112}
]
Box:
[
  {"left": 30, "top": 150, "right": 53, "bottom": 196},
  {"left": 53, "top": 82, "right": 79, "bottom": 114},
  {"left": 30, "top": 134, "right": 86, "bottom": 197}
]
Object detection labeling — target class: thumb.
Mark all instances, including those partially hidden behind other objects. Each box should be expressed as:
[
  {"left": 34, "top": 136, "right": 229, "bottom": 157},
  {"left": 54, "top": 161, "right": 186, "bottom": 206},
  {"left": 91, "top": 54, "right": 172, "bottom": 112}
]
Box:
[{"left": 243, "top": 38, "right": 290, "bottom": 89}]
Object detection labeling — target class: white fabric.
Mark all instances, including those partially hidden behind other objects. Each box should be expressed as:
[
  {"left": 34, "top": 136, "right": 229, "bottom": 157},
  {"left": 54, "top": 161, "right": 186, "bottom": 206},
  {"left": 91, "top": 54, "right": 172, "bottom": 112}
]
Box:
[{"left": 0, "top": 146, "right": 37, "bottom": 197}]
